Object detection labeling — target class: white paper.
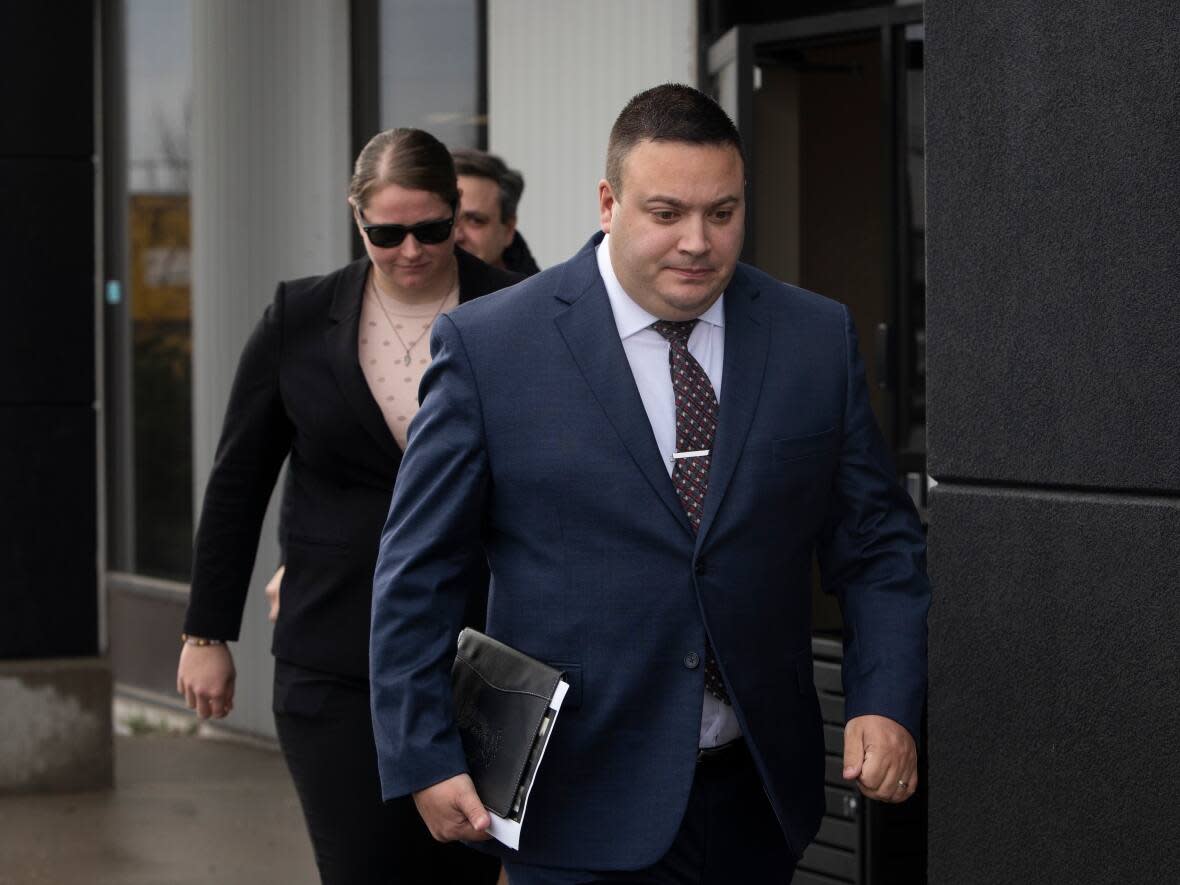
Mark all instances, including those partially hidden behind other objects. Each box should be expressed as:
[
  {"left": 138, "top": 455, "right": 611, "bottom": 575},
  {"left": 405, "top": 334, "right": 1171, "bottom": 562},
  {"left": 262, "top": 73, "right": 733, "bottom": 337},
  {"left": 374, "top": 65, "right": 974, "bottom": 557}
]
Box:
[{"left": 485, "top": 678, "right": 570, "bottom": 850}]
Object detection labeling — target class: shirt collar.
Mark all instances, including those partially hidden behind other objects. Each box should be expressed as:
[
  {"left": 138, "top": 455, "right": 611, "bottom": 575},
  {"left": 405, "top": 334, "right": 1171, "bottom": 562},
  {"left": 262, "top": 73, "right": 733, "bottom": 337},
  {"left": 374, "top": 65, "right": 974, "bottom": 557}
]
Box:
[{"left": 596, "top": 234, "right": 725, "bottom": 340}]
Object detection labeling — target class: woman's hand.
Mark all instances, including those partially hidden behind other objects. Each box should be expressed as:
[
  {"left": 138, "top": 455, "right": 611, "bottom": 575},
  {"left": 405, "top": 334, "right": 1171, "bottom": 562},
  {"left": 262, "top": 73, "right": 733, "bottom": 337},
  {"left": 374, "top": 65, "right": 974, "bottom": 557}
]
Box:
[
  {"left": 177, "top": 643, "right": 236, "bottom": 719},
  {"left": 265, "top": 565, "right": 285, "bottom": 622}
]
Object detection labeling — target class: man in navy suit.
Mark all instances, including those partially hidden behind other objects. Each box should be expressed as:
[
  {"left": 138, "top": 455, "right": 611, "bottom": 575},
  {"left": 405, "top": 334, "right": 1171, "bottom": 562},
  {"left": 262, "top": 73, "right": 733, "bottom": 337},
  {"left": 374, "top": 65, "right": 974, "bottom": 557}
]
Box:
[{"left": 370, "top": 84, "right": 930, "bottom": 883}]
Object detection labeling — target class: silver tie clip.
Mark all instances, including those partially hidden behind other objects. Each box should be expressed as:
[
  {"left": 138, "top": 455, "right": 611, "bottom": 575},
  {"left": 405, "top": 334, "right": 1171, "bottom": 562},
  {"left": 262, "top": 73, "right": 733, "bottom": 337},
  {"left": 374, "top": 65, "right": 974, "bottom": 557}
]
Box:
[{"left": 671, "top": 449, "right": 710, "bottom": 465}]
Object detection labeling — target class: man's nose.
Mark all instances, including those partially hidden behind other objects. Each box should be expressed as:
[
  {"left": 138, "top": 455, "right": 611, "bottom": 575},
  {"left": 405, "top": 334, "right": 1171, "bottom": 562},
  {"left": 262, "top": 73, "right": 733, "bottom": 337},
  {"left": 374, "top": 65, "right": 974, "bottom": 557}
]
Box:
[
  {"left": 678, "top": 216, "right": 710, "bottom": 255},
  {"left": 454, "top": 222, "right": 468, "bottom": 245}
]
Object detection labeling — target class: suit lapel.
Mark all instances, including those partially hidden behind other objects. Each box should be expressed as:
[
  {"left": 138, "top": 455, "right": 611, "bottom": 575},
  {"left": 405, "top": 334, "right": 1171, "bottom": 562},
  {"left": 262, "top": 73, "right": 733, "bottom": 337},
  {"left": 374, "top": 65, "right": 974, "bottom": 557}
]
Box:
[
  {"left": 553, "top": 238, "right": 694, "bottom": 538},
  {"left": 695, "top": 266, "right": 769, "bottom": 547},
  {"left": 325, "top": 259, "right": 403, "bottom": 461}
]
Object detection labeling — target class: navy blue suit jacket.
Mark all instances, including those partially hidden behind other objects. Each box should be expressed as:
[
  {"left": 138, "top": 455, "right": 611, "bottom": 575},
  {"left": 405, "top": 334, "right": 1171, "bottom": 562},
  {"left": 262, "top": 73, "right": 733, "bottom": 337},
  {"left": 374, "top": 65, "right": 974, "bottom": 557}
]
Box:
[{"left": 370, "top": 233, "right": 930, "bottom": 869}]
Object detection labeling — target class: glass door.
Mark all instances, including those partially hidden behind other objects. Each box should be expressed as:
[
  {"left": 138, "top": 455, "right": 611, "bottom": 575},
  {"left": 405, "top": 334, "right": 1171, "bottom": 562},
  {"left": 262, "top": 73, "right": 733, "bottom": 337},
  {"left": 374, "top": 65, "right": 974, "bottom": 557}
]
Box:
[{"left": 706, "top": 6, "right": 926, "bottom": 505}]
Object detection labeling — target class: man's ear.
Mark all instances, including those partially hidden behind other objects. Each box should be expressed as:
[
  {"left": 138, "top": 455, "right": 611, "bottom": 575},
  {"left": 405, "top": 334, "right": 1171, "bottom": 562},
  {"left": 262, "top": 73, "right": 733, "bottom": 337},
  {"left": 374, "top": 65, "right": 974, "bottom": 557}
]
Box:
[{"left": 598, "top": 180, "right": 618, "bottom": 233}]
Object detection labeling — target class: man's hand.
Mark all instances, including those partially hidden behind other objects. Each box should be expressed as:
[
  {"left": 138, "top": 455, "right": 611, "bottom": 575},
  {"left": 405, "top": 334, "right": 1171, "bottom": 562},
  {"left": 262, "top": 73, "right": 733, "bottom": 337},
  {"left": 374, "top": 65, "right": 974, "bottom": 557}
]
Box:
[
  {"left": 842, "top": 714, "right": 917, "bottom": 803},
  {"left": 265, "top": 565, "right": 284, "bottom": 623},
  {"left": 412, "top": 773, "right": 492, "bottom": 842},
  {"left": 176, "top": 642, "right": 236, "bottom": 719}
]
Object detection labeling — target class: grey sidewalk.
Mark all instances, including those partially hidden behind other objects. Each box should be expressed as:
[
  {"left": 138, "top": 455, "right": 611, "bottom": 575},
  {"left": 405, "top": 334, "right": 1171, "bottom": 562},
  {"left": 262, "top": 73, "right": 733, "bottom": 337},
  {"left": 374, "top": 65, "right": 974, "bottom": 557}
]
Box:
[{"left": 0, "top": 731, "right": 316, "bottom": 885}]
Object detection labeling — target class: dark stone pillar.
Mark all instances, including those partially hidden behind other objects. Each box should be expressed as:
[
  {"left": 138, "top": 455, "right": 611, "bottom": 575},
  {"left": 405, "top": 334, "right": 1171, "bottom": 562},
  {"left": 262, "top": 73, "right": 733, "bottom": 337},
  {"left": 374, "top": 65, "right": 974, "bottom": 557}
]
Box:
[
  {"left": 925, "top": 1, "right": 1180, "bottom": 879},
  {"left": 0, "top": 3, "right": 112, "bottom": 792}
]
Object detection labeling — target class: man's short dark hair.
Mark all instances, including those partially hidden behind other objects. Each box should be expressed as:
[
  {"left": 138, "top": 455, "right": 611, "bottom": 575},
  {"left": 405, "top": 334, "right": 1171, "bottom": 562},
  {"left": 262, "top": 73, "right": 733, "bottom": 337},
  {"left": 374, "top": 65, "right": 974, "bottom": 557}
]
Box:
[
  {"left": 451, "top": 148, "right": 525, "bottom": 222},
  {"left": 606, "top": 83, "right": 744, "bottom": 197}
]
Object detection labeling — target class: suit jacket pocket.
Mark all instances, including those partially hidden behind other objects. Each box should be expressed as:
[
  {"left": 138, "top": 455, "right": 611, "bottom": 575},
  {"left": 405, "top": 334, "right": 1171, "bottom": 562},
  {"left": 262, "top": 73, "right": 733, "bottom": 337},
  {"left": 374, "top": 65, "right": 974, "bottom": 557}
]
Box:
[{"left": 772, "top": 428, "right": 838, "bottom": 464}]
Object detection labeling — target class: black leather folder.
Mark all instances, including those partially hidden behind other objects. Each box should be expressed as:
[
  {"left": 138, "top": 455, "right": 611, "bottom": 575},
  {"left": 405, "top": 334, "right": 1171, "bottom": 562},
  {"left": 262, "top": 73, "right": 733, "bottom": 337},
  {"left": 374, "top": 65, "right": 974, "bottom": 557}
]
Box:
[{"left": 451, "top": 628, "right": 566, "bottom": 821}]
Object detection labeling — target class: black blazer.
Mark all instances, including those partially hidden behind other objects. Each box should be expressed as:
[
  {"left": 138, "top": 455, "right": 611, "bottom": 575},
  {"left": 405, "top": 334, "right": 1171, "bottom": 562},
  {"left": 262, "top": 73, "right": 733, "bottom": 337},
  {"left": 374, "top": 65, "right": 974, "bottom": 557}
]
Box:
[{"left": 184, "top": 249, "right": 521, "bottom": 678}]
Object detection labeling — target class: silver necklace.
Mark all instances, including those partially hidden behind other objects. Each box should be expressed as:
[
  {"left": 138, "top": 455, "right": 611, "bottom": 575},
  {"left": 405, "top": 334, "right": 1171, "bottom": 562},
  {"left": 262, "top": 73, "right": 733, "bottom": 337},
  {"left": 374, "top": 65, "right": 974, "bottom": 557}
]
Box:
[{"left": 368, "top": 272, "right": 453, "bottom": 366}]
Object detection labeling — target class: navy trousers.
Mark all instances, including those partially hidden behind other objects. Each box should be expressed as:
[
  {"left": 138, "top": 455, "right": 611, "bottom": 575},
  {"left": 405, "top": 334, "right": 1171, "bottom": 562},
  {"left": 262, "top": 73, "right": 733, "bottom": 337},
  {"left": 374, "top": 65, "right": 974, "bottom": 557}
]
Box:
[{"left": 505, "top": 739, "right": 797, "bottom": 885}]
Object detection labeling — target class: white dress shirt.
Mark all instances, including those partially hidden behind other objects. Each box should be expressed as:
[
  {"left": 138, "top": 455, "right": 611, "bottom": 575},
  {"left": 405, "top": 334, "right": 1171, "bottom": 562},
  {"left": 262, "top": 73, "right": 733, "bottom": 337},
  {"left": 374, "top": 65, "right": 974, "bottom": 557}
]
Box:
[{"left": 596, "top": 236, "right": 742, "bottom": 748}]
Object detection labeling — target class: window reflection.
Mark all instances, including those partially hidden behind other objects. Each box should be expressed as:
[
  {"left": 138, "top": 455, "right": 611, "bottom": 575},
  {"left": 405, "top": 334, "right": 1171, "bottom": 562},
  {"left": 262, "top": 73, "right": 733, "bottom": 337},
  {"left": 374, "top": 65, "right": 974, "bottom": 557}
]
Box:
[
  {"left": 123, "top": 0, "right": 193, "bottom": 580},
  {"left": 379, "top": 0, "right": 484, "bottom": 148}
]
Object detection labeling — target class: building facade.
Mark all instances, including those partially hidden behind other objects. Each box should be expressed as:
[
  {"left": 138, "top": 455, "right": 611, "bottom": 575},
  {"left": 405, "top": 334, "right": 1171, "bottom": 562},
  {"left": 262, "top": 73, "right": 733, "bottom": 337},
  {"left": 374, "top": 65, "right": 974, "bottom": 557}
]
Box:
[{"left": 2, "top": 1, "right": 1177, "bottom": 881}]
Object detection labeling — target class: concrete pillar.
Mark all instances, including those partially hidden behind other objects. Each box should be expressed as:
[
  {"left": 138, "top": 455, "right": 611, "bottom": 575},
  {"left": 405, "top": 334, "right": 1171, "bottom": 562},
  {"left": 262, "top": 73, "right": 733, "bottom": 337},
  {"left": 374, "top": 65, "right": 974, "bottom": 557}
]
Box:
[
  {"left": 487, "top": 0, "right": 697, "bottom": 268},
  {"left": 0, "top": 661, "right": 113, "bottom": 793},
  {"left": 190, "top": 0, "right": 351, "bottom": 737},
  {"left": 0, "top": 3, "right": 113, "bottom": 794}
]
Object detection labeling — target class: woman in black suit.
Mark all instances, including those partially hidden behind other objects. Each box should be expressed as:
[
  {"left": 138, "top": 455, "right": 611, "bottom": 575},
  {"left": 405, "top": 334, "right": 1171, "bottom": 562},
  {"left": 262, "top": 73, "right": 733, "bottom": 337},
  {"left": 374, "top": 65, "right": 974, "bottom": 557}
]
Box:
[{"left": 176, "top": 128, "right": 514, "bottom": 884}]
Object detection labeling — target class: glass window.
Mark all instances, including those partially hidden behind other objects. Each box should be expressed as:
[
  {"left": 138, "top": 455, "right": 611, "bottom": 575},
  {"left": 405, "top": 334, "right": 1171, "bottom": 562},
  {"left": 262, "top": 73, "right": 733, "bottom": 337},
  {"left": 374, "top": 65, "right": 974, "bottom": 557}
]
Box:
[
  {"left": 114, "top": 0, "right": 194, "bottom": 581},
  {"left": 379, "top": 0, "right": 484, "bottom": 149}
]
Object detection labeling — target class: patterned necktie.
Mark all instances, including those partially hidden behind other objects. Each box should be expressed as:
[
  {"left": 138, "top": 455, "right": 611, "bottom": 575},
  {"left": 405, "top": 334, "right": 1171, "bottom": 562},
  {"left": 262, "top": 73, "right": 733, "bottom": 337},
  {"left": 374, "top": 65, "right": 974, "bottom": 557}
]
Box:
[{"left": 651, "top": 319, "right": 731, "bottom": 705}]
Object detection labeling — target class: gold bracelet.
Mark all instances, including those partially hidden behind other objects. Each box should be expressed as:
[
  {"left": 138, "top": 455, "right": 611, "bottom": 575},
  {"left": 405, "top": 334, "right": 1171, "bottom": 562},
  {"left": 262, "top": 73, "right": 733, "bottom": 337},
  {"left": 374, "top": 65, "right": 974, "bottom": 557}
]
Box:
[{"left": 181, "top": 633, "right": 224, "bottom": 647}]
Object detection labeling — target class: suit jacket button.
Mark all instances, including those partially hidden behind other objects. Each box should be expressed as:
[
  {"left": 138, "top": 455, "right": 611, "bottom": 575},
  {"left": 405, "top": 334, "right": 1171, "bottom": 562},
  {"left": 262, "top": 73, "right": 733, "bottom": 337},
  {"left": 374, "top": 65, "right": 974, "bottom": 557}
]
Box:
[
  {"left": 684, "top": 652, "right": 700, "bottom": 669},
  {"left": 694, "top": 559, "right": 707, "bottom": 576}
]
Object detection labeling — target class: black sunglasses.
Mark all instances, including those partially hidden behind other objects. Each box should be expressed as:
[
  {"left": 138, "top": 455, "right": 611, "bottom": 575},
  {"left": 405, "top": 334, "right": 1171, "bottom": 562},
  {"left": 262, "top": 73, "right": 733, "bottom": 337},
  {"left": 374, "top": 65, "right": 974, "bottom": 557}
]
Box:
[{"left": 356, "top": 205, "right": 456, "bottom": 248}]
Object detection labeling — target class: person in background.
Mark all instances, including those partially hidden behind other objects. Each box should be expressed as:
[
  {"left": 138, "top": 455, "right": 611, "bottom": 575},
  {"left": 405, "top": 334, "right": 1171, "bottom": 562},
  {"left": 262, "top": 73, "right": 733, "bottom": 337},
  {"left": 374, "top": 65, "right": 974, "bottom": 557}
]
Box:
[
  {"left": 176, "top": 128, "right": 514, "bottom": 885},
  {"left": 452, "top": 146, "right": 541, "bottom": 276}
]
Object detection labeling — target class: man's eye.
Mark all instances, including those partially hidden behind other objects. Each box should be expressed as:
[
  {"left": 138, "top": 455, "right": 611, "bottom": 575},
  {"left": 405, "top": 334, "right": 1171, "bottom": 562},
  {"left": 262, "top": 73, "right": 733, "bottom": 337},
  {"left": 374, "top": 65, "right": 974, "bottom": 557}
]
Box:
[
  {"left": 712, "top": 210, "right": 734, "bottom": 222},
  {"left": 653, "top": 210, "right": 678, "bottom": 222}
]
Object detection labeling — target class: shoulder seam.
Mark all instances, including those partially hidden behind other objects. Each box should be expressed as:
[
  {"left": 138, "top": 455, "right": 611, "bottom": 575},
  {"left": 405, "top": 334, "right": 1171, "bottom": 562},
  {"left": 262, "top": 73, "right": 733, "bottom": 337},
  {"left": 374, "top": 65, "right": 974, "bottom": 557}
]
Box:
[{"left": 435, "top": 313, "right": 490, "bottom": 452}]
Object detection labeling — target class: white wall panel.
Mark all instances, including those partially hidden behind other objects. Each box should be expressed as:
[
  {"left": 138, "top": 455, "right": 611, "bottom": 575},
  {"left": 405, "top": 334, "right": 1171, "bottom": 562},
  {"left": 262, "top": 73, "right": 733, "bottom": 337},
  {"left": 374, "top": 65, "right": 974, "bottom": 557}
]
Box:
[
  {"left": 488, "top": 0, "right": 696, "bottom": 269},
  {"left": 190, "top": 0, "right": 351, "bottom": 738}
]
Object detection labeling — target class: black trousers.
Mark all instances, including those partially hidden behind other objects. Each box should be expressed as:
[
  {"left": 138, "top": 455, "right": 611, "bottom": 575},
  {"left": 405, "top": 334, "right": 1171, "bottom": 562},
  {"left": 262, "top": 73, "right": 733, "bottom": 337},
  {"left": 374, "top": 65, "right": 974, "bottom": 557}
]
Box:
[
  {"left": 504, "top": 739, "right": 797, "bottom": 885},
  {"left": 273, "top": 659, "right": 500, "bottom": 885}
]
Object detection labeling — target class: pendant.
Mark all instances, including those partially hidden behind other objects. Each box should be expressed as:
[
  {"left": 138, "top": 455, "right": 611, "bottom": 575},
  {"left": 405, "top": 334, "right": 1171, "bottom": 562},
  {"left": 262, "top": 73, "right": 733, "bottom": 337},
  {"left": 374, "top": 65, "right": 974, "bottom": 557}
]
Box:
[{"left": 403, "top": 352, "right": 412, "bottom": 366}]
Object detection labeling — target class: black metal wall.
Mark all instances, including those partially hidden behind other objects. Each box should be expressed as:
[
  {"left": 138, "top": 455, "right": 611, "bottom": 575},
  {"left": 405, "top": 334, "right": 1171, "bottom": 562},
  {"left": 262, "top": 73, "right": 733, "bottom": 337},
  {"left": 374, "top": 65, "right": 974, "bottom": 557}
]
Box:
[
  {"left": 925, "top": 1, "right": 1180, "bottom": 880},
  {"left": 0, "top": 6, "right": 98, "bottom": 658}
]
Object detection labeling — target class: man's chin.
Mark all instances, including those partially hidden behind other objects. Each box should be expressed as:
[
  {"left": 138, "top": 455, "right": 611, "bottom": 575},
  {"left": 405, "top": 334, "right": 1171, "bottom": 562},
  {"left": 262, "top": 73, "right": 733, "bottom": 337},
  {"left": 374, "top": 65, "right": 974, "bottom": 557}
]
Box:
[{"left": 654, "top": 285, "right": 724, "bottom": 319}]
